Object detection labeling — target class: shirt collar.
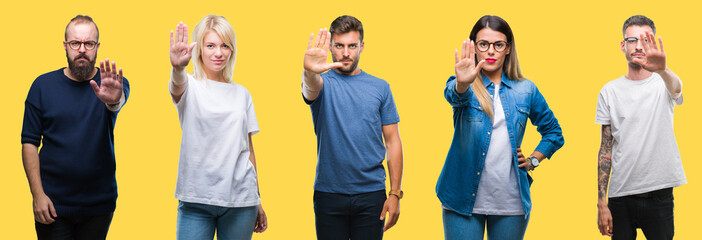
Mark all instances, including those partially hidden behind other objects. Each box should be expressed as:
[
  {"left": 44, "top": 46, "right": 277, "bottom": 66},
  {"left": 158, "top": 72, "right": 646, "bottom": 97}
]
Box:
[{"left": 481, "top": 71, "right": 513, "bottom": 89}]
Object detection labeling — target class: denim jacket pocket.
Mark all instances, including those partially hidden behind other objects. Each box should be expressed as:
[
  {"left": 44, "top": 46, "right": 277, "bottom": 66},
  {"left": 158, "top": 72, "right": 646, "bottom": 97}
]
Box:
[
  {"left": 516, "top": 105, "right": 530, "bottom": 135},
  {"left": 465, "top": 104, "right": 485, "bottom": 122}
]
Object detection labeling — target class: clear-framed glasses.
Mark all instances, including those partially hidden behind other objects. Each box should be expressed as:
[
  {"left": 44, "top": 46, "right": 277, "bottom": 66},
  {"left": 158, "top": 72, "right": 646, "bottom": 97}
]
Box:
[
  {"left": 66, "top": 40, "right": 98, "bottom": 50},
  {"left": 476, "top": 40, "right": 509, "bottom": 52},
  {"left": 623, "top": 37, "right": 648, "bottom": 45}
]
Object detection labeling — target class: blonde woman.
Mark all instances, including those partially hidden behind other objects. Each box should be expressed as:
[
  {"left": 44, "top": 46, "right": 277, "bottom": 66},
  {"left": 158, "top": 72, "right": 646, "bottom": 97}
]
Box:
[
  {"left": 169, "top": 15, "right": 267, "bottom": 240},
  {"left": 436, "top": 15, "right": 564, "bottom": 240}
]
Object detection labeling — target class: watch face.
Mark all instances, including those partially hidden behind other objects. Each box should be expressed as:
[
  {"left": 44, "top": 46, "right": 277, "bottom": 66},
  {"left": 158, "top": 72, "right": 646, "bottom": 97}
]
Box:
[{"left": 531, "top": 157, "right": 539, "bottom": 167}]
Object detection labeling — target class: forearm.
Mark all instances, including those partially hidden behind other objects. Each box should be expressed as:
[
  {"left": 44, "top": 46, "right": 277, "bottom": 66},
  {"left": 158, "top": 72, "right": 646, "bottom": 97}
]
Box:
[
  {"left": 247, "top": 133, "right": 261, "bottom": 194},
  {"left": 598, "top": 125, "right": 613, "bottom": 202},
  {"left": 105, "top": 91, "right": 126, "bottom": 111},
  {"left": 22, "top": 143, "right": 44, "bottom": 196},
  {"left": 386, "top": 140, "right": 404, "bottom": 191},
  {"left": 529, "top": 151, "right": 545, "bottom": 161},
  {"left": 302, "top": 69, "right": 323, "bottom": 101},
  {"left": 444, "top": 77, "right": 472, "bottom": 107},
  {"left": 657, "top": 68, "right": 682, "bottom": 98},
  {"left": 170, "top": 67, "right": 188, "bottom": 98}
]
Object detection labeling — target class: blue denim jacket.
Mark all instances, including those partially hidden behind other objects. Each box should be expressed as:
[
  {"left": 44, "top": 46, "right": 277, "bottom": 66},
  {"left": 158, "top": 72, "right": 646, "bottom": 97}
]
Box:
[{"left": 436, "top": 73, "right": 564, "bottom": 217}]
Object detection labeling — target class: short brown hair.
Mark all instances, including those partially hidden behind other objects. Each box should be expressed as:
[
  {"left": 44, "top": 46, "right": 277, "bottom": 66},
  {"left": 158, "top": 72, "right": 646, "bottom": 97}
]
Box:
[
  {"left": 65, "top": 15, "right": 99, "bottom": 41},
  {"left": 329, "top": 15, "right": 363, "bottom": 41},
  {"left": 623, "top": 15, "right": 655, "bottom": 38}
]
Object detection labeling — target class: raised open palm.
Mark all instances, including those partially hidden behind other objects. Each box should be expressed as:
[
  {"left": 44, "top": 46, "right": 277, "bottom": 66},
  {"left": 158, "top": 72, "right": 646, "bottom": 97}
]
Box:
[
  {"left": 303, "top": 28, "right": 342, "bottom": 74},
  {"left": 170, "top": 22, "right": 196, "bottom": 70},
  {"left": 90, "top": 59, "right": 123, "bottom": 105},
  {"left": 455, "top": 38, "right": 486, "bottom": 85},
  {"left": 632, "top": 31, "right": 666, "bottom": 73}
]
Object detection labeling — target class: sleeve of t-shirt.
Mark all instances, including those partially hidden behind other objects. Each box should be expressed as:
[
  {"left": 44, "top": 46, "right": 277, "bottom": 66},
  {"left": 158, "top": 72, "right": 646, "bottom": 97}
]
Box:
[
  {"left": 595, "top": 87, "right": 611, "bottom": 125},
  {"left": 247, "top": 91, "right": 260, "bottom": 135},
  {"left": 21, "top": 81, "right": 43, "bottom": 146},
  {"left": 380, "top": 83, "right": 400, "bottom": 125},
  {"left": 171, "top": 75, "right": 192, "bottom": 112}
]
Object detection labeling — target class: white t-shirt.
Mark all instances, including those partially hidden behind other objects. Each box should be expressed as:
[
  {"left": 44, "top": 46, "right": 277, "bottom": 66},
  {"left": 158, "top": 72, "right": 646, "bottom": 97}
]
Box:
[
  {"left": 595, "top": 73, "right": 686, "bottom": 198},
  {"left": 473, "top": 83, "right": 523, "bottom": 215},
  {"left": 171, "top": 74, "right": 261, "bottom": 207}
]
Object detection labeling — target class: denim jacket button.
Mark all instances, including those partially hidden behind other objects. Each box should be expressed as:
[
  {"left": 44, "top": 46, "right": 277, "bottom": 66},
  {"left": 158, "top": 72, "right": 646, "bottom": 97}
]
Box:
[{"left": 477, "top": 172, "right": 480, "bottom": 175}]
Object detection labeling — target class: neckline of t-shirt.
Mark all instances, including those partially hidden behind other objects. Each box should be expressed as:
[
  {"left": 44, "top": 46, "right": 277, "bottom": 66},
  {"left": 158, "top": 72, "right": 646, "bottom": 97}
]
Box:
[
  {"left": 59, "top": 67, "right": 97, "bottom": 86},
  {"left": 623, "top": 72, "right": 657, "bottom": 85},
  {"left": 202, "top": 78, "right": 237, "bottom": 86},
  {"left": 328, "top": 69, "right": 366, "bottom": 79}
]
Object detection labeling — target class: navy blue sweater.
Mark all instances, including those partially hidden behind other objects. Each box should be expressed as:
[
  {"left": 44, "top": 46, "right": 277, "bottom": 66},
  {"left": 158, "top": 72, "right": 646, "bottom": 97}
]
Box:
[{"left": 21, "top": 68, "right": 130, "bottom": 216}]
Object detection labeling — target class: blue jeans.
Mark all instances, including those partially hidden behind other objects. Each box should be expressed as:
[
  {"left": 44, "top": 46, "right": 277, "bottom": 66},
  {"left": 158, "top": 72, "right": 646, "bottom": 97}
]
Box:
[
  {"left": 176, "top": 201, "right": 257, "bottom": 240},
  {"left": 608, "top": 188, "right": 674, "bottom": 240},
  {"left": 314, "top": 190, "right": 386, "bottom": 240},
  {"left": 442, "top": 209, "right": 529, "bottom": 240}
]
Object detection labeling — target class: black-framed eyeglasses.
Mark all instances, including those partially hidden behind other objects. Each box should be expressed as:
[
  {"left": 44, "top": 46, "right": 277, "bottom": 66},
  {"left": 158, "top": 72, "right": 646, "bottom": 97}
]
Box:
[
  {"left": 623, "top": 37, "right": 648, "bottom": 45},
  {"left": 476, "top": 40, "right": 509, "bottom": 52},
  {"left": 66, "top": 40, "right": 98, "bottom": 50}
]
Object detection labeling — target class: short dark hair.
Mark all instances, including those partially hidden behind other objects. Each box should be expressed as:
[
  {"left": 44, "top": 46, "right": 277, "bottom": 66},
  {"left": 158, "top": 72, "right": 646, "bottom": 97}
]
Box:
[
  {"left": 622, "top": 15, "right": 655, "bottom": 37},
  {"left": 65, "top": 15, "right": 99, "bottom": 41},
  {"left": 330, "top": 15, "right": 363, "bottom": 41}
]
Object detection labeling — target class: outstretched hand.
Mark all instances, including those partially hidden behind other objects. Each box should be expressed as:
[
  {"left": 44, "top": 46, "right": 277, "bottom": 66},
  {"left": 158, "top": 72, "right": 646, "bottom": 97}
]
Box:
[
  {"left": 632, "top": 31, "right": 666, "bottom": 73},
  {"left": 90, "top": 59, "right": 123, "bottom": 105},
  {"left": 170, "top": 22, "right": 196, "bottom": 70},
  {"left": 455, "top": 38, "right": 486, "bottom": 86},
  {"left": 303, "top": 28, "right": 342, "bottom": 74}
]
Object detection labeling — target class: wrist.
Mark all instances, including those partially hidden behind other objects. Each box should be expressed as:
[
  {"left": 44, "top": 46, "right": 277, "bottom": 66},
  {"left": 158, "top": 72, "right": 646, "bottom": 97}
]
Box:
[
  {"left": 655, "top": 67, "right": 669, "bottom": 75},
  {"left": 389, "top": 189, "right": 403, "bottom": 200}
]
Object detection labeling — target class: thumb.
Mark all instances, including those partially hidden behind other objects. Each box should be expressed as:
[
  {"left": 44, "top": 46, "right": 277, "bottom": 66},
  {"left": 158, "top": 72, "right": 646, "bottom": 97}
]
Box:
[
  {"left": 632, "top": 58, "right": 644, "bottom": 66},
  {"left": 379, "top": 205, "right": 388, "bottom": 220},
  {"left": 188, "top": 42, "right": 197, "bottom": 53},
  {"left": 475, "top": 60, "right": 486, "bottom": 72},
  {"left": 89, "top": 80, "right": 100, "bottom": 94},
  {"left": 49, "top": 200, "right": 57, "bottom": 218},
  {"left": 328, "top": 62, "right": 343, "bottom": 69}
]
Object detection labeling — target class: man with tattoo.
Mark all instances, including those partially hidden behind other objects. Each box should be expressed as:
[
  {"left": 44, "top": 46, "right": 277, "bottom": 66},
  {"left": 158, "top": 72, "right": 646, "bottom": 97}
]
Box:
[{"left": 596, "top": 15, "right": 685, "bottom": 240}]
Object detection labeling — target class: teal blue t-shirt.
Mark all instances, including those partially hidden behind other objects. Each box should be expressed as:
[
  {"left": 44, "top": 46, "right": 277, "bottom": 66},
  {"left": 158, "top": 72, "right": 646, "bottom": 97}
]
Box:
[{"left": 306, "top": 69, "right": 400, "bottom": 194}]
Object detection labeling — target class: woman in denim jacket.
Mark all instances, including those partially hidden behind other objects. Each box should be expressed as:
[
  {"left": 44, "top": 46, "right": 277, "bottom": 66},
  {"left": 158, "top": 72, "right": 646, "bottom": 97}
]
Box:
[{"left": 436, "top": 15, "right": 564, "bottom": 240}]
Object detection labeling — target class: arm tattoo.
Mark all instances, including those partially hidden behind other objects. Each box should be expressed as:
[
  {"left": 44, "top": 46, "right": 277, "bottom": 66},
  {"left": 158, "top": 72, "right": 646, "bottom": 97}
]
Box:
[{"left": 598, "top": 125, "right": 613, "bottom": 199}]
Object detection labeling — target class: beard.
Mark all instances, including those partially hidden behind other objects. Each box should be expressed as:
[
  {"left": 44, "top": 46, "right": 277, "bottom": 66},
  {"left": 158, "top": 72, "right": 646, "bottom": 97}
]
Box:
[
  {"left": 626, "top": 49, "right": 645, "bottom": 69},
  {"left": 66, "top": 52, "right": 97, "bottom": 81},
  {"left": 331, "top": 52, "right": 360, "bottom": 75}
]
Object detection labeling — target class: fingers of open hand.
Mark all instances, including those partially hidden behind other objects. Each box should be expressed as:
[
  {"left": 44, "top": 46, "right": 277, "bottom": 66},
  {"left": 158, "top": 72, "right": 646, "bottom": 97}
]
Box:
[
  {"left": 323, "top": 30, "right": 332, "bottom": 51},
  {"left": 461, "top": 40, "right": 467, "bottom": 60},
  {"left": 658, "top": 36, "right": 665, "bottom": 53},
  {"left": 648, "top": 31, "right": 658, "bottom": 51},
  {"left": 307, "top": 33, "right": 315, "bottom": 50}
]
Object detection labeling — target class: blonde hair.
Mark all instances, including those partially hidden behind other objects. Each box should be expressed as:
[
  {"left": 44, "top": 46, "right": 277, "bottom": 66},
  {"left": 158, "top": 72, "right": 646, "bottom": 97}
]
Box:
[
  {"left": 192, "top": 15, "right": 237, "bottom": 82},
  {"left": 469, "top": 15, "right": 524, "bottom": 119}
]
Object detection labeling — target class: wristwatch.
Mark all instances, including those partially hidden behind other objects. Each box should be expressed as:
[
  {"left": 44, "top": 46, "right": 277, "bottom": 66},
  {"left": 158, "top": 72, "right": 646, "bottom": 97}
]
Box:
[
  {"left": 389, "top": 190, "right": 404, "bottom": 200},
  {"left": 527, "top": 156, "right": 539, "bottom": 170}
]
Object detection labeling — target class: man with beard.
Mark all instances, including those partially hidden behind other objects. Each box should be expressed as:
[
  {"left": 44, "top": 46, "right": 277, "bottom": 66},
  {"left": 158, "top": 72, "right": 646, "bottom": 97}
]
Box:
[
  {"left": 301, "top": 15, "right": 404, "bottom": 240},
  {"left": 21, "top": 15, "right": 129, "bottom": 239},
  {"left": 596, "top": 15, "right": 685, "bottom": 240}
]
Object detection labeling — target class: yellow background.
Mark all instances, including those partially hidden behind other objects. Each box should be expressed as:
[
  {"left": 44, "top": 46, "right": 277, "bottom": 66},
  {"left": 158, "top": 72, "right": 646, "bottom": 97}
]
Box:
[{"left": 1, "top": 0, "right": 699, "bottom": 239}]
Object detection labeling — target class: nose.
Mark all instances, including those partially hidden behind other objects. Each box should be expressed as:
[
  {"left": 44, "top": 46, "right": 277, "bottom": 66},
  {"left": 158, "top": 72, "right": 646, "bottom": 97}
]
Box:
[
  {"left": 215, "top": 47, "right": 223, "bottom": 57},
  {"left": 635, "top": 38, "right": 644, "bottom": 50},
  {"left": 341, "top": 46, "right": 350, "bottom": 57},
  {"left": 487, "top": 45, "right": 496, "bottom": 55},
  {"left": 78, "top": 43, "right": 87, "bottom": 53}
]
